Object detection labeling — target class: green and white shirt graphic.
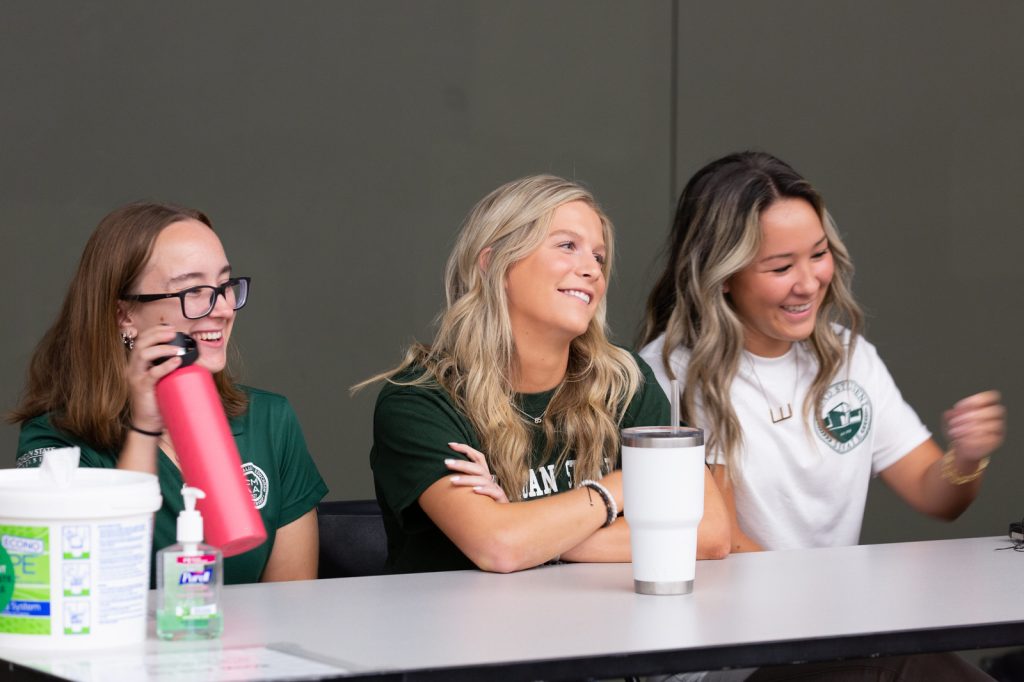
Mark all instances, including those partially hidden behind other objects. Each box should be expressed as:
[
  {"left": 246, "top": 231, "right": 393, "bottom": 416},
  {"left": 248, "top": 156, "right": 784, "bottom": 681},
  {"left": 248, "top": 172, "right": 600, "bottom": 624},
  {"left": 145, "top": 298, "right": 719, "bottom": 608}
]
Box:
[{"left": 816, "top": 380, "right": 873, "bottom": 453}]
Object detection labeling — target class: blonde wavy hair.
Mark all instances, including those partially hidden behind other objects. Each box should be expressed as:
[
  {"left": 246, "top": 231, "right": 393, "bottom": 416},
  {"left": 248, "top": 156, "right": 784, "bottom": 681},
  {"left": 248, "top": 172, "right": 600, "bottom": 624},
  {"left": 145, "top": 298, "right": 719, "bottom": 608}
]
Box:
[
  {"left": 640, "top": 152, "right": 863, "bottom": 478},
  {"left": 356, "top": 175, "right": 642, "bottom": 501}
]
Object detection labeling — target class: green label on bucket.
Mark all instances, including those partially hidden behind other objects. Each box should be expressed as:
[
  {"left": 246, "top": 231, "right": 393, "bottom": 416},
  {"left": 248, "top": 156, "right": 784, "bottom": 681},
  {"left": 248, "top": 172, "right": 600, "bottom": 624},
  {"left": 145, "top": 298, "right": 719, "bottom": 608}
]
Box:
[
  {"left": 0, "top": 545, "right": 13, "bottom": 613},
  {"left": 0, "top": 525, "right": 51, "bottom": 635}
]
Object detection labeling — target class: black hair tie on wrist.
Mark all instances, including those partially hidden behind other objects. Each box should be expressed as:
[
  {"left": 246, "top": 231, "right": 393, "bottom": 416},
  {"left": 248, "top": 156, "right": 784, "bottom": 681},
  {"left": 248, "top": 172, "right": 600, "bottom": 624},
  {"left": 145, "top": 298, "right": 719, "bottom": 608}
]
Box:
[{"left": 129, "top": 424, "right": 162, "bottom": 437}]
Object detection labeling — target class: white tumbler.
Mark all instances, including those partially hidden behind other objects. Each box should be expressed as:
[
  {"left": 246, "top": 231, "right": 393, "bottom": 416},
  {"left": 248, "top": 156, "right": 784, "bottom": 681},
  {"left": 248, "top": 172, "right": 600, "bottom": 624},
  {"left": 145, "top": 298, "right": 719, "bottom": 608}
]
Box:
[{"left": 621, "top": 426, "right": 705, "bottom": 595}]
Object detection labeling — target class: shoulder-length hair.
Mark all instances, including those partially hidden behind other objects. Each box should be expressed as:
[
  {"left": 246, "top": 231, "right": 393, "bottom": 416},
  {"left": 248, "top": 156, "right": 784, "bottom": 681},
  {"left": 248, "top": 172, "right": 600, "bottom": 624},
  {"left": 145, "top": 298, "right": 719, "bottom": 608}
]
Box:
[
  {"left": 10, "top": 202, "right": 248, "bottom": 450},
  {"left": 357, "top": 175, "right": 642, "bottom": 501},
  {"left": 640, "top": 151, "right": 863, "bottom": 476}
]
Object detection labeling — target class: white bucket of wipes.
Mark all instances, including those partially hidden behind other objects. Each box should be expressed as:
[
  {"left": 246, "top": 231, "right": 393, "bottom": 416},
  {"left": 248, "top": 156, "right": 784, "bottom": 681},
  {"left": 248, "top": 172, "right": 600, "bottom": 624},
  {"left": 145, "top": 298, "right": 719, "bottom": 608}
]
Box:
[{"left": 0, "top": 447, "right": 161, "bottom": 650}]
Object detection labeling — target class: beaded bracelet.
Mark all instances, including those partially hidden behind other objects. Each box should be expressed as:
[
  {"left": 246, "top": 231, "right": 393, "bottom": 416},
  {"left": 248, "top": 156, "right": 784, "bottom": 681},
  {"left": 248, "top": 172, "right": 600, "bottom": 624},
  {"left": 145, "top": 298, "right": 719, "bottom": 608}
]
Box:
[{"left": 579, "top": 479, "right": 617, "bottom": 528}]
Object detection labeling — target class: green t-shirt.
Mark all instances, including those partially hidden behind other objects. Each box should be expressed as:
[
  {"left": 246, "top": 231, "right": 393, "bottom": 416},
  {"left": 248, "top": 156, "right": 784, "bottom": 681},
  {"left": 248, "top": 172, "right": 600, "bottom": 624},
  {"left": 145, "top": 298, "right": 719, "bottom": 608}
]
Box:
[
  {"left": 16, "top": 386, "right": 328, "bottom": 585},
  {"left": 370, "top": 351, "right": 669, "bottom": 573}
]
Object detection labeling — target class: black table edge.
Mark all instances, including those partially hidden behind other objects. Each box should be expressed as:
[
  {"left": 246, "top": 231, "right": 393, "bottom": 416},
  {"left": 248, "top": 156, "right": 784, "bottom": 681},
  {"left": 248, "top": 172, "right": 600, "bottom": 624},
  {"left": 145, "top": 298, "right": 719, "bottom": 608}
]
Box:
[{"left": 4, "top": 620, "right": 1023, "bottom": 681}]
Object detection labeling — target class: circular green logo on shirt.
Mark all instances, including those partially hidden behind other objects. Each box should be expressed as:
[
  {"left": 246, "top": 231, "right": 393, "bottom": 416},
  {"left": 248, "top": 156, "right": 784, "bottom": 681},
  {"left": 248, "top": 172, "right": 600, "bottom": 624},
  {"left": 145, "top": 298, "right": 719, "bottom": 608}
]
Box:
[
  {"left": 242, "top": 462, "right": 269, "bottom": 510},
  {"left": 815, "top": 380, "right": 872, "bottom": 453},
  {"left": 0, "top": 544, "right": 14, "bottom": 614}
]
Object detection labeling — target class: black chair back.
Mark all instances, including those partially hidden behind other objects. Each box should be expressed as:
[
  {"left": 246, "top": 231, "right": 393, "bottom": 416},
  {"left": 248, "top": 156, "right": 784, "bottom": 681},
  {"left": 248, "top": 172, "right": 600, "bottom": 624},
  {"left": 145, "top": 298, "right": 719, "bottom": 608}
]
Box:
[{"left": 316, "top": 499, "right": 388, "bottom": 578}]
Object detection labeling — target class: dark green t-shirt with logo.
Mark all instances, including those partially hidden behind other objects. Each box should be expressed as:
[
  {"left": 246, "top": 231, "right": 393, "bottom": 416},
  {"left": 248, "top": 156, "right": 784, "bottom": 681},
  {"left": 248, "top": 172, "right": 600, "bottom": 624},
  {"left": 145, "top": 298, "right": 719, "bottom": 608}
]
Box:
[
  {"left": 370, "top": 351, "right": 669, "bottom": 573},
  {"left": 16, "top": 386, "right": 328, "bottom": 585}
]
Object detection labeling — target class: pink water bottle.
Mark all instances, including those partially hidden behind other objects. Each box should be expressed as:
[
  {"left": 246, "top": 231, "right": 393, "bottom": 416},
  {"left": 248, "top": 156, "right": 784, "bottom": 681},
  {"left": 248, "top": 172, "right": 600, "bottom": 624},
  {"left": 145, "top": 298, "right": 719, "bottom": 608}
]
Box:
[{"left": 155, "top": 333, "right": 267, "bottom": 557}]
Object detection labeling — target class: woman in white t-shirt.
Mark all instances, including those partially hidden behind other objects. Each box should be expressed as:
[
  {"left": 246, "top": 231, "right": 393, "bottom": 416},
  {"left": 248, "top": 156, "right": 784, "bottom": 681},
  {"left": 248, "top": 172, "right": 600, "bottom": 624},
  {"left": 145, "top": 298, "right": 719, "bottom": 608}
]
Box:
[{"left": 639, "top": 151, "right": 1003, "bottom": 681}]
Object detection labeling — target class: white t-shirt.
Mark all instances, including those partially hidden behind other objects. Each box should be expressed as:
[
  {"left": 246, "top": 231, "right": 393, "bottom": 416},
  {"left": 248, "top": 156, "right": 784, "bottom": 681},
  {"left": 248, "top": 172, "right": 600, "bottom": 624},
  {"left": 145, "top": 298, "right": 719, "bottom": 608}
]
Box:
[{"left": 639, "top": 331, "right": 931, "bottom": 550}]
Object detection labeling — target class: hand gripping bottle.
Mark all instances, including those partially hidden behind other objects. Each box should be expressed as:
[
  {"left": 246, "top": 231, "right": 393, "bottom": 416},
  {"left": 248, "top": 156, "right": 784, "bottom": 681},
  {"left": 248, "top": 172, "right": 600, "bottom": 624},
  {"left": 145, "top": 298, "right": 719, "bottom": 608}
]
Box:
[{"left": 155, "top": 333, "right": 266, "bottom": 556}]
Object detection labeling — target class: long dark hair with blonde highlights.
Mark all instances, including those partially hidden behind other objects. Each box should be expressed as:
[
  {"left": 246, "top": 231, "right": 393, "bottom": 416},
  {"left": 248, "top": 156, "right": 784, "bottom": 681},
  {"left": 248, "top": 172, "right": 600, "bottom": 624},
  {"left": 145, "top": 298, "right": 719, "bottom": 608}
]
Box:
[
  {"left": 640, "top": 151, "right": 863, "bottom": 477},
  {"left": 355, "top": 175, "right": 643, "bottom": 501},
  {"left": 10, "top": 202, "right": 247, "bottom": 451}
]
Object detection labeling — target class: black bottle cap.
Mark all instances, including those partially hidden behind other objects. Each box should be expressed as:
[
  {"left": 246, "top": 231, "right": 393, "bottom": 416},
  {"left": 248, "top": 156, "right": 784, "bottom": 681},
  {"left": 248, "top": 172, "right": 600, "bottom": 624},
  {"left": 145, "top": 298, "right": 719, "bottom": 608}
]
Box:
[{"left": 152, "top": 332, "right": 199, "bottom": 367}]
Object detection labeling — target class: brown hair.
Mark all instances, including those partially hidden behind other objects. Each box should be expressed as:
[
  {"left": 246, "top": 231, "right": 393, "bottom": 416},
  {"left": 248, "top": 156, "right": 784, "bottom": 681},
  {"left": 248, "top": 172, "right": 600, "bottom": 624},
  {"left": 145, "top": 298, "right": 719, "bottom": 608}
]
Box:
[
  {"left": 640, "top": 151, "right": 863, "bottom": 477},
  {"left": 10, "top": 202, "right": 248, "bottom": 450}
]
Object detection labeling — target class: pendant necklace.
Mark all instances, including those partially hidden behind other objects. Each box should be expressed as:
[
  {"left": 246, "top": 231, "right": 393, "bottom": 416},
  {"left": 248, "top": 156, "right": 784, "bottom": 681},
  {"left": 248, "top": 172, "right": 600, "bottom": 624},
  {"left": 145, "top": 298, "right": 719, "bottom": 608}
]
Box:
[
  {"left": 512, "top": 402, "right": 545, "bottom": 425},
  {"left": 746, "top": 349, "right": 799, "bottom": 425}
]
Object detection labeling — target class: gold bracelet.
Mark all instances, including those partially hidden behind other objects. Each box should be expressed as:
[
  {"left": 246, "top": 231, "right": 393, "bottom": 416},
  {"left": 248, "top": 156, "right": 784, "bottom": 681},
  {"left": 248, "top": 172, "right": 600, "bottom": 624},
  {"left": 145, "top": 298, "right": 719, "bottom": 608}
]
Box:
[{"left": 940, "top": 449, "right": 989, "bottom": 485}]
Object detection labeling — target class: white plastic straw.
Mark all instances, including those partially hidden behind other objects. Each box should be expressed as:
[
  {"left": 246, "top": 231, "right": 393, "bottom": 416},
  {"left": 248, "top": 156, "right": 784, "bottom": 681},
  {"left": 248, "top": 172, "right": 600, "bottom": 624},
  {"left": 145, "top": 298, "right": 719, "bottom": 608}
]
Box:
[{"left": 670, "top": 379, "right": 680, "bottom": 429}]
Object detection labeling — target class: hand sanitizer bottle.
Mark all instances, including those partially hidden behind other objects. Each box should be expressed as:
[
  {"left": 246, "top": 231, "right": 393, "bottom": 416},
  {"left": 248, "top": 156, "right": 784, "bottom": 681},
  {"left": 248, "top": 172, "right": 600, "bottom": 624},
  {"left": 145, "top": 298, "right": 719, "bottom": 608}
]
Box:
[{"left": 156, "top": 485, "right": 223, "bottom": 639}]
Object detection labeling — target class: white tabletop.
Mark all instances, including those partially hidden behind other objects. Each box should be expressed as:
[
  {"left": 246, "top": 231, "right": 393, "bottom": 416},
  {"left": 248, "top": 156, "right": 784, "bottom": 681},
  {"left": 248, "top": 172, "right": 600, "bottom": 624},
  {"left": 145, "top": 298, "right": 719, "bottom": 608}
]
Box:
[{"left": 4, "top": 536, "right": 1024, "bottom": 681}]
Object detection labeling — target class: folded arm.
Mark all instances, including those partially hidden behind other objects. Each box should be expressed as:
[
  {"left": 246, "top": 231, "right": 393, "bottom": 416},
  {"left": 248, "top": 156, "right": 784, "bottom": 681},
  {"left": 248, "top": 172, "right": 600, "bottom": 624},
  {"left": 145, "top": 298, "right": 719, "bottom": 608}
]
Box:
[
  {"left": 441, "top": 448, "right": 730, "bottom": 567},
  {"left": 562, "top": 466, "right": 730, "bottom": 562},
  {"left": 419, "top": 465, "right": 617, "bottom": 573}
]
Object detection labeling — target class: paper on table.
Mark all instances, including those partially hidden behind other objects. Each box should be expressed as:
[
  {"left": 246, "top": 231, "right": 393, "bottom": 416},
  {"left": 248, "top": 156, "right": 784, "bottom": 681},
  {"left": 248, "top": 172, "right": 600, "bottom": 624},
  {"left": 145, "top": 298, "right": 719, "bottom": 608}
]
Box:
[{"left": 20, "top": 645, "right": 351, "bottom": 682}]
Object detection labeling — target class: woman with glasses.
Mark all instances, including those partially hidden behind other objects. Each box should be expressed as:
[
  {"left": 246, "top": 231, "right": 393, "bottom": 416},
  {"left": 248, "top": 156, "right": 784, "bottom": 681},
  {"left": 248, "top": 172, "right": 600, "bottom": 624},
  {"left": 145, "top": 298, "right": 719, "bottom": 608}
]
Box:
[
  {"left": 12, "top": 202, "right": 327, "bottom": 584},
  {"left": 358, "top": 175, "right": 730, "bottom": 573}
]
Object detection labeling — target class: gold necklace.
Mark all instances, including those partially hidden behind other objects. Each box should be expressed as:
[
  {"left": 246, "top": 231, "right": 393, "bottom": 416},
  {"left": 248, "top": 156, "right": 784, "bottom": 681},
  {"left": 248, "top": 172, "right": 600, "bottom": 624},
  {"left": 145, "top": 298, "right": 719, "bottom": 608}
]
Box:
[{"left": 745, "top": 350, "right": 799, "bottom": 424}]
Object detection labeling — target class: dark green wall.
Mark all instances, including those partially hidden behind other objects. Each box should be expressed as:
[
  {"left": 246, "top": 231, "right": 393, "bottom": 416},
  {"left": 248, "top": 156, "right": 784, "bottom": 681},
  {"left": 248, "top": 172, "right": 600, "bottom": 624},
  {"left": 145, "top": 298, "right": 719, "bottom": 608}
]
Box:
[{"left": 2, "top": 1, "right": 1019, "bottom": 545}]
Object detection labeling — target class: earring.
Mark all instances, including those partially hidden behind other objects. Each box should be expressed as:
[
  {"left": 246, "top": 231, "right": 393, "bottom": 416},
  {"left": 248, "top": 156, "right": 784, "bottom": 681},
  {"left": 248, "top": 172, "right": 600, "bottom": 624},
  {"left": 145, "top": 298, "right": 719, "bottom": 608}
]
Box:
[{"left": 121, "top": 331, "right": 135, "bottom": 351}]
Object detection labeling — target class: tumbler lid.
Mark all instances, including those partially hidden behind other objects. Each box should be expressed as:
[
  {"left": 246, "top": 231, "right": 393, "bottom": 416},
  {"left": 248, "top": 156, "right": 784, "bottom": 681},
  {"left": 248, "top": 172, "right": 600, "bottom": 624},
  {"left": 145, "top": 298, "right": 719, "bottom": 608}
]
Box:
[{"left": 621, "top": 426, "right": 703, "bottom": 448}]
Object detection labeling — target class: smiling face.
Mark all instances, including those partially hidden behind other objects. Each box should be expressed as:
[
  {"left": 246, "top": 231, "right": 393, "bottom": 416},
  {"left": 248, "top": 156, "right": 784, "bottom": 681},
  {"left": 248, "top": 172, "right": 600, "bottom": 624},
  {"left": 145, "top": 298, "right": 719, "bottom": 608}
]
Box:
[
  {"left": 120, "top": 219, "right": 236, "bottom": 373},
  {"left": 504, "top": 200, "right": 607, "bottom": 347},
  {"left": 725, "top": 197, "right": 834, "bottom": 357}
]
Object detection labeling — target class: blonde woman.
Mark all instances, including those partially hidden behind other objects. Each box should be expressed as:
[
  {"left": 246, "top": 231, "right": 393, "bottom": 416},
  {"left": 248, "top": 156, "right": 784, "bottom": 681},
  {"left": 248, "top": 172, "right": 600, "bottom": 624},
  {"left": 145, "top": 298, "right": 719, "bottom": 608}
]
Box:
[
  {"left": 639, "top": 152, "right": 1001, "bottom": 681},
  {"left": 360, "top": 175, "right": 729, "bottom": 573}
]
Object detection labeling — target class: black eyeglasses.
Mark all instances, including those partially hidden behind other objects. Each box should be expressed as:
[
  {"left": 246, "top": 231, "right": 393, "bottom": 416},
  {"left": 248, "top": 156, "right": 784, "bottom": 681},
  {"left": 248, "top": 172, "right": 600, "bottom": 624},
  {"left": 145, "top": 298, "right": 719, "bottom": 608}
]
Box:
[{"left": 121, "top": 277, "right": 251, "bottom": 320}]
